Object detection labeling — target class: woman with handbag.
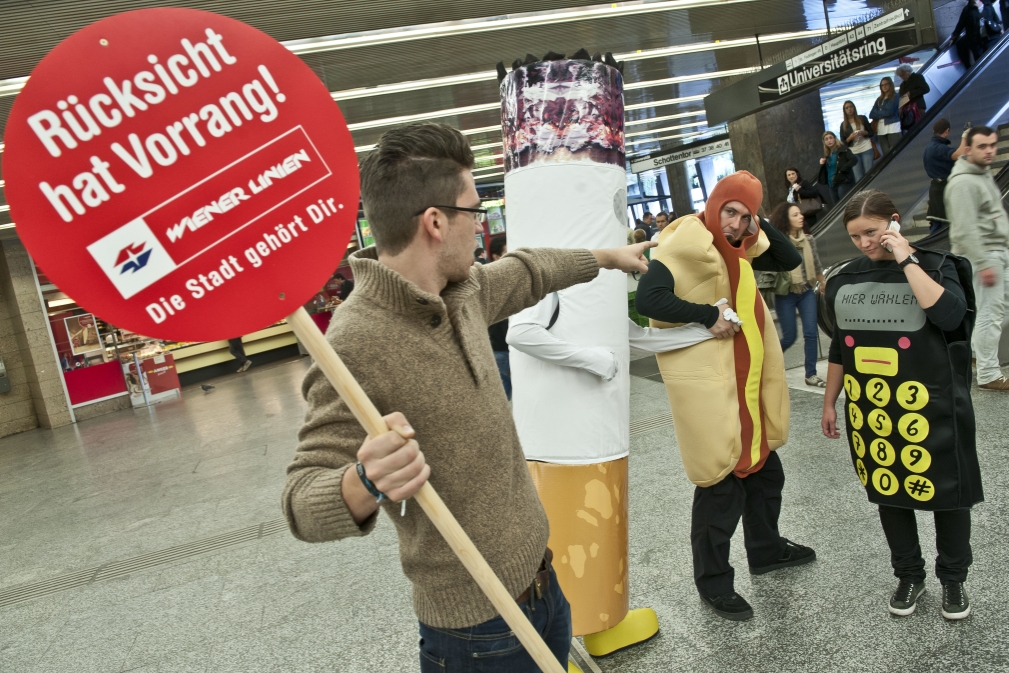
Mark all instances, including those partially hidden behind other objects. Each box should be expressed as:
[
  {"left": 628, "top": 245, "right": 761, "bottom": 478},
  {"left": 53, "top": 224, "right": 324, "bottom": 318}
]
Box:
[
  {"left": 770, "top": 201, "right": 825, "bottom": 387},
  {"left": 870, "top": 77, "right": 903, "bottom": 154},
  {"left": 896, "top": 64, "right": 930, "bottom": 131},
  {"left": 818, "top": 131, "right": 857, "bottom": 204},
  {"left": 840, "top": 101, "right": 876, "bottom": 181},
  {"left": 980, "top": 0, "right": 1003, "bottom": 53},
  {"left": 785, "top": 167, "right": 822, "bottom": 228}
]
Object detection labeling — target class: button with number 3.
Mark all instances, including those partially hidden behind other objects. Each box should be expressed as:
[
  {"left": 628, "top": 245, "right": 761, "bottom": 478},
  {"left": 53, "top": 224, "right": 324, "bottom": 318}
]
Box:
[{"left": 896, "top": 381, "right": 929, "bottom": 411}]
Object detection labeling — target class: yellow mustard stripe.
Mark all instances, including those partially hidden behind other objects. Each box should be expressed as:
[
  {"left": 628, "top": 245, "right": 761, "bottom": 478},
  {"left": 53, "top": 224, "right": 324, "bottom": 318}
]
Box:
[{"left": 736, "top": 258, "right": 765, "bottom": 470}]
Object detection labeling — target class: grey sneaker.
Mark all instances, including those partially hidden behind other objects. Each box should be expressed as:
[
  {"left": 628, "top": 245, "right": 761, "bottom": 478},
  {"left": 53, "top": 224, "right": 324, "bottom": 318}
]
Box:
[
  {"left": 941, "top": 582, "right": 971, "bottom": 620},
  {"left": 238, "top": 360, "right": 252, "bottom": 373},
  {"left": 889, "top": 578, "right": 926, "bottom": 616}
]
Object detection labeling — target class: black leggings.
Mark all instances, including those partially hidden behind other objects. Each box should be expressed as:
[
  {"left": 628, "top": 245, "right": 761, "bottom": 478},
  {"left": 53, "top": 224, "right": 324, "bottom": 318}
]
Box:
[{"left": 877, "top": 506, "right": 972, "bottom": 585}]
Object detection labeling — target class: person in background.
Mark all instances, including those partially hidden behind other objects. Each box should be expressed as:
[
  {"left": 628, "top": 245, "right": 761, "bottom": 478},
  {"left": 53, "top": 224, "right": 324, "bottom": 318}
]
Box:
[
  {"left": 637, "top": 212, "right": 656, "bottom": 240},
  {"left": 651, "top": 211, "right": 670, "bottom": 241},
  {"left": 840, "top": 100, "right": 876, "bottom": 182},
  {"left": 487, "top": 236, "right": 512, "bottom": 399},
  {"left": 332, "top": 273, "right": 354, "bottom": 300},
  {"left": 228, "top": 337, "right": 252, "bottom": 373},
  {"left": 474, "top": 247, "right": 488, "bottom": 264},
  {"left": 633, "top": 228, "right": 650, "bottom": 259},
  {"left": 896, "top": 64, "right": 930, "bottom": 131},
  {"left": 819, "top": 131, "right": 857, "bottom": 204},
  {"left": 822, "top": 189, "right": 981, "bottom": 621},
  {"left": 954, "top": 0, "right": 985, "bottom": 66},
  {"left": 980, "top": 0, "right": 1003, "bottom": 52},
  {"left": 769, "top": 202, "right": 825, "bottom": 387},
  {"left": 870, "top": 77, "right": 903, "bottom": 154},
  {"left": 923, "top": 118, "right": 969, "bottom": 233},
  {"left": 785, "top": 167, "right": 821, "bottom": 228},
  {"left": 946, "top": 125, "right": 1009, "bottom": 391}
]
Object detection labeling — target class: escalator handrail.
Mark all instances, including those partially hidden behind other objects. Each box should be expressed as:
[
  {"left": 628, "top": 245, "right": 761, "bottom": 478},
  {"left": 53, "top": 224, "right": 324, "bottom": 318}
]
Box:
[{"left": 811, "top": 30, "right": 1009, "bottom": 237}]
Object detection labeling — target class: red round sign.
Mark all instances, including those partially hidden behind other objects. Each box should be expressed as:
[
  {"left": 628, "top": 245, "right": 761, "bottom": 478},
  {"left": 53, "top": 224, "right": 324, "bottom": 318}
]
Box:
[{"left": 3, "top": 8, "right": 358, "bottom": 342}]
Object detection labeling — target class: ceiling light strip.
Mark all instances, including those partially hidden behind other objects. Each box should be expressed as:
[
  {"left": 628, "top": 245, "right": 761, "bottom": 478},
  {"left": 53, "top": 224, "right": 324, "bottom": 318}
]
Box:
[
  {"left": 624, "top": 94, "right": 707, "bottom": 111},
  {"left": 625, "top": 121, "right": 709, "bottom": 138},
  {"left": 284, "top": 0, "right": 760, "bottom": 55},
  {"left": 329, "top": 28, "right": 824, "bottom": 102},
  {"left": 624, "top": 66, "right": 761, "bottom": 90},
  {"left": 625, "top": 111, "right": 705, "bottom": 127}
]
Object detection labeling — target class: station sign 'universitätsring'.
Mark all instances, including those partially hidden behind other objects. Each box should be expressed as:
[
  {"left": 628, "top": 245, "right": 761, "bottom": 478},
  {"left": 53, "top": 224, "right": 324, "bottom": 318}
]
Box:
[
  {"left": 630, "top": 135, "right": 731, "bottom": 174},
  {"left": 705, "top": 4, "right": 922, "bottom": 126}
]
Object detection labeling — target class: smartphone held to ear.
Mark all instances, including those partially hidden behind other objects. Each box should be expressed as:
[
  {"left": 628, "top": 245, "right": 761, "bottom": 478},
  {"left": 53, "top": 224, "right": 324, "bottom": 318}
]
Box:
[{"left": 884, "top": 219, "right": 900, "bottom": 252}]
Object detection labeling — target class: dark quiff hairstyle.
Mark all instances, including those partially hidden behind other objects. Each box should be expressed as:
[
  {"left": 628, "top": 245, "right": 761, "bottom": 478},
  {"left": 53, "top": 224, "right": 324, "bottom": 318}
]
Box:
[
  {"left": 769, "top": 201, "right": 803, "bottom": 236},
  {"left": 843, "top": 189, "right": 898, "bottom": 227},
  {"left": 966, "top": 125, "right": 997, "bottom": 146},
  {"left": 358, "top": 123, "right": 475, "bottom": 255},
  {"left": 489, "top": 235, "right": 507, "bottom": 259}
]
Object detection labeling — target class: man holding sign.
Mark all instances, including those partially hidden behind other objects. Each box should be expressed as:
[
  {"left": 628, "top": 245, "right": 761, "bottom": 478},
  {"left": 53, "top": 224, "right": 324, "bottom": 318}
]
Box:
[{"left": 282, "top": 122, "right": 652, "bottom": 670}]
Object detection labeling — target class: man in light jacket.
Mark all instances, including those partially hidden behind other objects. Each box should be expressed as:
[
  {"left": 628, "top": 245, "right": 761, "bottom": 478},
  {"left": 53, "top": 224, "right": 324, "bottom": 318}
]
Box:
[{"left": 946, "top": 125, "right": 1009, "bottom": 390}]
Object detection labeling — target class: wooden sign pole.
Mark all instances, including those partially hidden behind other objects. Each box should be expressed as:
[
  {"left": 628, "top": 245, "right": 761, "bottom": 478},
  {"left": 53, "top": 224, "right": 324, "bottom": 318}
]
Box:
[{"left": 287, "top": 307, "right": 565, "bottom": 673}]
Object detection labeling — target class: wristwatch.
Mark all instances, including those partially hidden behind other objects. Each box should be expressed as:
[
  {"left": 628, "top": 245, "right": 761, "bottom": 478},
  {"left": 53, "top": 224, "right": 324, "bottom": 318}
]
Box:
[{"left": 898, "top": 253, "right": 920, "bottom": 270}]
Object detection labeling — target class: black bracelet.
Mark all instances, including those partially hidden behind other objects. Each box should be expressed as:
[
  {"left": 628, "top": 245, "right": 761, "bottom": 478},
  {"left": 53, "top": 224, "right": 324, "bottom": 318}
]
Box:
[{"left": 356, "top": 462, "right": 386, "bottom": 503}]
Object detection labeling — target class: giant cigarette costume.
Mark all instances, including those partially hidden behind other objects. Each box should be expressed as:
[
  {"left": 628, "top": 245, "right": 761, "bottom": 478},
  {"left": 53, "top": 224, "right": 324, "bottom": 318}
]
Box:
[{"left": 499, "top": 52, "right": 710, "bottom": 655}]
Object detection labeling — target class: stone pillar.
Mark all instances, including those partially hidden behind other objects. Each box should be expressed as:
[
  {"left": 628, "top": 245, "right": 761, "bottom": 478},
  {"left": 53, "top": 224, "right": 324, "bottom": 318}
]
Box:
[
  {"left": 0, "top": 240, "right": 73, "bottom": 434},
  {"left": 727, "top": 89, "right": 826, "bottom": 216},
  {"left": 664, "top": 161, "right": 696, "bottom": 217}
]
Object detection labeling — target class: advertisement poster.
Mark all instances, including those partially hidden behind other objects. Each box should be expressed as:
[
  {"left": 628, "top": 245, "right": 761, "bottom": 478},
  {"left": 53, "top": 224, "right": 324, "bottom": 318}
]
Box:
[
  {"left": 123, "top": 353, "right": 181, "bottom": 406},
  {"left": 501, "top": 59, "right": 625, "bottom": 173},
  {"left": 487, "top": 205, "right": 506, "bottom": 235},
  {"left": 65, "top": 313, "right": 103, "bottom": 356},
  {"left": 357, "top": 219, "right": 375, "bottom": 248}
]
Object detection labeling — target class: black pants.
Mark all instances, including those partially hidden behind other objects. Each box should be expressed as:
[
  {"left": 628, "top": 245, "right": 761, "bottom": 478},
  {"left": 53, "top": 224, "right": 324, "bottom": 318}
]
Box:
[
  {"left": 227, "top": 338, "right": 250, "bottom": 366},
  {"left": 927, "top": 178, "right": 947, "bottom": 232},
  {"left": 691, "top": 451, "right": 787, "bottom": 597},
  {"left": 878, "top": 506, "right": 972, "bottom": 585}
]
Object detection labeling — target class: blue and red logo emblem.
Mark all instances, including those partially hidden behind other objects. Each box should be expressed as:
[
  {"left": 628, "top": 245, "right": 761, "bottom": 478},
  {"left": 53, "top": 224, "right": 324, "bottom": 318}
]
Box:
[{"left": 115, "top": 243, "right": 152, "bottom": 274}]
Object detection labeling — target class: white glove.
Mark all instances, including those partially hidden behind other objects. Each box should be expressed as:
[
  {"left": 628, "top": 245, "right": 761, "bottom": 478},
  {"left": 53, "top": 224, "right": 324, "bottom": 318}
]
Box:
[{"left": 714, "top": 298, "right": 743, "bottom": 326}]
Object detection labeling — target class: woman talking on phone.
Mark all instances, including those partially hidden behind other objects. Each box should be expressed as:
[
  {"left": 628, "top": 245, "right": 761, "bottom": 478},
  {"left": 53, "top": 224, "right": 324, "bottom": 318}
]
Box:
[{"left": 821, "top": 190, "right": 983, "bottom": 621}]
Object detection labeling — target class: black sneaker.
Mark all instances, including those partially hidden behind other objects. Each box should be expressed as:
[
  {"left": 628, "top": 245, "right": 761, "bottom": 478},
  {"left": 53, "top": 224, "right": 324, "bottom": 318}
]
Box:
[
  {"left": 749, "top": 539, "right": 817, "bottom": 575},
  {"left": 889, "top": 578, "right": 926, "bottom": 616},
  {"left": 941, "top": 582, "right": 971, "bottom": 620},
  {"left": 700, "top": 592, "right": 753, "bottom": 621}
]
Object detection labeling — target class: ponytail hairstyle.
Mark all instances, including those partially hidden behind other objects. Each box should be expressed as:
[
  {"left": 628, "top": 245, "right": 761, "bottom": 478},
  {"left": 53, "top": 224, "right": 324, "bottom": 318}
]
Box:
[{"left": 843, "top": 189, "right": 898, "bottom": 228}]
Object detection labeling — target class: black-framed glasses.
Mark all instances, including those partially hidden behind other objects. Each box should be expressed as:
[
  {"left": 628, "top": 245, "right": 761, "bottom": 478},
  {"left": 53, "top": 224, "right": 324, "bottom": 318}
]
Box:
[{"left": 414, "top": 205, "right": 488, "bottom": 224}]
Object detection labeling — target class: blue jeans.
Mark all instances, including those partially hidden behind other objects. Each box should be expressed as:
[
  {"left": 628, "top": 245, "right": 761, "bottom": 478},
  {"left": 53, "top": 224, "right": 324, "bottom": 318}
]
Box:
[
  {"left": 776, "top": 288, "right": 819, "bottom": 378},
  {"left": 829, "top": 181, "right": 853, "bottom": 204},
  {"left": 418, "top": 567, "right": 572, "bottom": 672},
  {"left": 494, "top": 350, "right": 511, "bottom": 400},
  {"left": 851, "top": 150, "right": 874, "bottom": 182}
]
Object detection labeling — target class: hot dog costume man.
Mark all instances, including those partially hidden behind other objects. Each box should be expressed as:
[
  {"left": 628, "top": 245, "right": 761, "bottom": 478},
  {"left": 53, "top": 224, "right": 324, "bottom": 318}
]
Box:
[
  {"left": 499, "top": 53, "right": 713, "bottom": 656},
  {"left": 823, "top": 245, "right": 982, "bottom": 614},
  {"left": 634, "top": 171, "right": 816, "bottom": 620}
]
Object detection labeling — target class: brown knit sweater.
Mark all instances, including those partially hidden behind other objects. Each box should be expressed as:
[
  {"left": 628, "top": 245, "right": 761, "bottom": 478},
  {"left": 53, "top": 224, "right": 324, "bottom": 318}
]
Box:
[{"left": 282, "top": 246, "right": 600, "bottom": 628}]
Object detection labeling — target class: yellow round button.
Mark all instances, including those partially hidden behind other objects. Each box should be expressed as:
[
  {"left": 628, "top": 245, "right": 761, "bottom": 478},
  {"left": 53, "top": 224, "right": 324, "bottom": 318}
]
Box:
[
  {"left": 867, "top": 409, "right": 892, "bottom": 437},
  {"left": 896, "top": 381, "right": 929, "bottom": 411},
  {"left": 872, "top": 468, "right": 899, "bottom": 496},
  {"left": 866, "top": 378, "right": 891, "bottom": 407},
  {"left": 898, "top": 413, "right": 929, "bottom": 443},
  {"left": 870, "top": 438, "right": 895, "bottom": 466},
  {"left": 844, "top": 375, "right": 861, "bottom": 402},
  {"left": 848, "top": 402, "right": 863, "bottom": 430},
  {"left": 904, "top": 474, "right": 936, "bottom": 502},
  {"left": 901, "top": 445, "right": 931, "bottom": 473},
  {"left": 851, "top": 431, "right": 866, "bottom": 458},
  {"left": 855, "top": 459, "right": 869, "bottom": 486}
]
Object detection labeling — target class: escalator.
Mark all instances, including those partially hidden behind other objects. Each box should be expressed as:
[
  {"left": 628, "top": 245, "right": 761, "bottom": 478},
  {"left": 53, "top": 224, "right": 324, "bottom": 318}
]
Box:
[{"left": 813, "top": 31, "right": 1009, "bottom": 267}]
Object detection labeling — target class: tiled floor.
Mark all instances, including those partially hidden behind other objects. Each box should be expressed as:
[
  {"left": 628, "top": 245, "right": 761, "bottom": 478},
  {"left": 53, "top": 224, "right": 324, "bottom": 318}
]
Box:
[{"left": 1, "top": 350, "right": 1007, "bottom": 672}]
